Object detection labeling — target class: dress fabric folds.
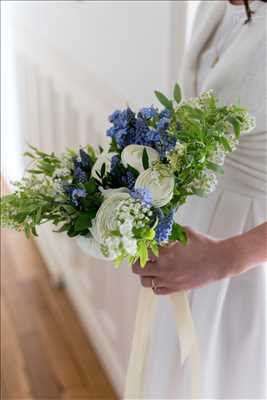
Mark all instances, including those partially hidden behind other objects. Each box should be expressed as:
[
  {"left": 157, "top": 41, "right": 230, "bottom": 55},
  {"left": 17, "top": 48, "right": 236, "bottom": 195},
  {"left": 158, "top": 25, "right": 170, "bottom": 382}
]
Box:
[{"left": 142, "top": 1, "right": 267, "bottom": 398}]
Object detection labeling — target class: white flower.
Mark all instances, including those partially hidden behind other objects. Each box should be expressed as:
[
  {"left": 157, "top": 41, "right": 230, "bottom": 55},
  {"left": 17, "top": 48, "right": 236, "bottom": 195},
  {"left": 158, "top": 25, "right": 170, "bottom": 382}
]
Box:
[
  {"left": 190, "top": 170, "right": 218, "bottom": 196},
  {"left": 134, "top": 167, "right": 175, "bottom": 207},
  {"left": 94, "top": 192, "right": 131, "bottom": 241},
  {"left": 91, "top": 151, "right": 117, "bottom": 181},
  {"left": 121, "top": 144, "right": 160, "bottom": 174},
  {"left": 208, "top": 145, "right": 225, "bottom": 166},
  {"left": 119, "top": 220, "right": 133, "bottom": 236},
  {"left": 122, "top": 237, "right": 137, "bottom": 256},
  {"left": 99, "top": 187, "right": 129, "bottom": 199}
]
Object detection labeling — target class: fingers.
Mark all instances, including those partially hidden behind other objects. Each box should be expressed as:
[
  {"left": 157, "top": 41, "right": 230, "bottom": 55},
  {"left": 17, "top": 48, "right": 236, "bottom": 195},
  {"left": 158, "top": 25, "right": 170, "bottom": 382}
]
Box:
[
  {"left": 140, "top": 276, "right": 166, "bottom": 288},
  {"left": 132, "top": 260, "right": 160, "bottom": 276},
  {"left": 153, "top": 287, "right": 175, "bottom": 295},
  {"left": 140, "top": 276, "right": 153, "bottom": 288}
]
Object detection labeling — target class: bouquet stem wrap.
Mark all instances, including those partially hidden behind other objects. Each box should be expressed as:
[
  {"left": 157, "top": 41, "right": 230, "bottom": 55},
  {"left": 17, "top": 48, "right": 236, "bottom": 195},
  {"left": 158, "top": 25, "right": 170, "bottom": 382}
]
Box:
[{"left": 124, "top": 288, "right": 200, "bottom": 399}]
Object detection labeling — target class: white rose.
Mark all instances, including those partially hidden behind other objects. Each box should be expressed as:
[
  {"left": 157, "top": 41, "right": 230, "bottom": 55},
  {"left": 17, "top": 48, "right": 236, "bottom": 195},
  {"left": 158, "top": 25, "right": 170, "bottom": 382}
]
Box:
[
  {"left": 91, "top": 151, "right": 117, "bottom": 180},
  {"left": 121, "top": 144, "right": 160, "bottom": 174},
  {"left": 95, "top": 192, "right": 131, "bottom": 241},
  {"left": 134, "top": 167, "right": 175, "bottom": 207}
]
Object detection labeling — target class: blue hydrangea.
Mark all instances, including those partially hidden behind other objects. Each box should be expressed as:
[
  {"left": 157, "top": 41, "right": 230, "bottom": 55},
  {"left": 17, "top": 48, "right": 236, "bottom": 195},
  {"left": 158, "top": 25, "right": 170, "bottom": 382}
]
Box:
[
  {"left": 155, "top": 209, "right": 175, "bottom": 244},
  {"left": 130, "top": 187, "right": 152, "bottom": 205},
  {"left": 138, "top": 106, "right": 158, "bottom": 120},
  {"left": 74, "top": 166, "right": 87, "bottom": 183}
]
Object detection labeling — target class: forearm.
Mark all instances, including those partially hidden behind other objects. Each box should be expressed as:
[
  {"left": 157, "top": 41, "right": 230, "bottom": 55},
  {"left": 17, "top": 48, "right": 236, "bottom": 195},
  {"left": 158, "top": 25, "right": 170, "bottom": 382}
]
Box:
[{"left": 226, "top": 222, "right": 267, "bottom": 276}]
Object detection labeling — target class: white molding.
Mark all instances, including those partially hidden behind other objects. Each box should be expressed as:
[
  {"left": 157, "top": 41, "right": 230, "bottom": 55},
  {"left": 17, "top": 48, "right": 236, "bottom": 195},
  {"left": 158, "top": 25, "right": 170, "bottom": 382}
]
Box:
[{"left": 64, "top": 267, "right": 124, "bottom": 396}]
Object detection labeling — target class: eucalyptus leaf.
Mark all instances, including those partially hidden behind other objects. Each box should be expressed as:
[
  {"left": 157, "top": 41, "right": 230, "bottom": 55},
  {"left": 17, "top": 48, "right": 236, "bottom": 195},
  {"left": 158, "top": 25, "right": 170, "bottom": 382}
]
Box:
[
  {"left": 154, "top": 90, "right": 173, "bottom": 110},
  {"left": 173, "top": 83, "right": 182, "bottom": 104}
]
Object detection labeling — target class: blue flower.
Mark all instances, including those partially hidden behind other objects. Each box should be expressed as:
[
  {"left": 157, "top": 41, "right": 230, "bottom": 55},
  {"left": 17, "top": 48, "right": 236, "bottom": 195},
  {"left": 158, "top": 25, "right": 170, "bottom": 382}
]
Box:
[
  {"left": 106, "top": 107, "right": 136, "bottom": 149},
  {"left": 110, "top": 155, "right": 120, "bottom": 175},
  {"left": 71, "top": 188, "right": 87, "bottom": 206},
  {"left": 155, "top": 134, "right": 177, "bottom": 159},
  {"left": 122, "top": 171, "right": 136, "bottom": 190},
  {"left": 138, "top": 106, "right": 158, "bottom": 120},
  {"left": 155, "top": 209, "right": 175, "bottom": 243},
  {"left": 146, "top": 129, "right": 160, "bottom": 143},
  {"left": 157, "top": 117, "right": 170, "bottom": 131},
  {"left": 130, "top": 187, "right": 152, "bottom": 205},
  {"left": 79, "top": 149, "right": 92, "bottom": 168},
  {"left": 108, "top": 110, "right": 121, "bottom": 124},
  {"left": 160, "top": 108, "right": 172, "bottom": 119},
  {"left": 74, "top": 166, "right": 87, "bottom": 183}
]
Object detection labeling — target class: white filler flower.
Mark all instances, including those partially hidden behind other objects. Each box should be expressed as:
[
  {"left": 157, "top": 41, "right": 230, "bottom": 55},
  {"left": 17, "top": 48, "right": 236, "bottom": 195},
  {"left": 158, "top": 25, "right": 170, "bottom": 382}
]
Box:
[
  {"left": 135, "top": 167, "right": 175, "bottom": 207},
  {"left": 121, "top": 144, "right": 160, "bottom": 174},
  {"left": 91, "top": 151, "right": 117, "bottom": 180}
]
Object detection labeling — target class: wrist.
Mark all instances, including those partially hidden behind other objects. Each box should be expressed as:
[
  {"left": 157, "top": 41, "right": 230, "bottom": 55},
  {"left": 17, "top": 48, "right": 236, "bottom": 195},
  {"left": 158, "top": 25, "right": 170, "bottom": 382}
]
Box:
[{"left": 219, "top": 234, "right": 250, "bottom": 277}]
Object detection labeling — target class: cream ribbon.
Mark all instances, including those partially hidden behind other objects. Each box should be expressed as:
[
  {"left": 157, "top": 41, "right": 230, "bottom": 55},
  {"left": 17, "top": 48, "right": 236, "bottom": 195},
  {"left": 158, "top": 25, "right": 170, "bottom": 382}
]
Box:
[{"left": 124, "top": 288, "right": 200, "bottom": 399}]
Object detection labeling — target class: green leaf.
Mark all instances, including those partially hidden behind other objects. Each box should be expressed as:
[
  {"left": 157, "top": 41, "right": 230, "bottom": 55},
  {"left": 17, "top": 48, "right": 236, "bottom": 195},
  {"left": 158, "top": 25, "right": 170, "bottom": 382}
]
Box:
[
  {"left": 150, "top": 241, "right": 159, "bottom": 257},
  {"left": 227, "top": 116, "right": 240, "bottom": 139},
  {"left": 138, "top": 240, "right": 148, "bottom": 268},
  {"left": 173, "top": 83, "right": 182, "bottom": 104},
  {"left": 31, "top": 226, "right": 38, "bottom": 237},
  {"left": 219, "top": 137, "right": 232, "bottom": 152},
  {"left": 142, "top": 147, "right": 149, "bottom": 170},
  {"left": 100, "top": 163, "right": 106, "bottom": 178},
  {"left": 206, "top": 161, "right": 224, "bottom": 175},
  {"left": 84, "top": 180, "right": 97, "bottom": 194},
  {"left": 74, "top": 213, "right": 91, "bottom": 232},
  {"left": 55, "top": 222, "right": 71, "bottom": 233},
  {"left": 154, "top": 90, "right": 173, "bottom": 110},
  {"left": 169, "top": 223, "right": 188, "bottom": 245},
  {"left": 115, "top": 254, "right": 124, "bottom": 268}
]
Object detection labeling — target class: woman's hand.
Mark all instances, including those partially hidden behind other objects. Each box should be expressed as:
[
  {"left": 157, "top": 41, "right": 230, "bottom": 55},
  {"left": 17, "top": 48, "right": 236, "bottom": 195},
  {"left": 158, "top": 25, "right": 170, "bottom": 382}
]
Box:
[
  {"left": 132, "top": 227, "right": 241, "bottom": 295},
  {"left": 132, "top": 222, "right": 267, "bottom": 294}
]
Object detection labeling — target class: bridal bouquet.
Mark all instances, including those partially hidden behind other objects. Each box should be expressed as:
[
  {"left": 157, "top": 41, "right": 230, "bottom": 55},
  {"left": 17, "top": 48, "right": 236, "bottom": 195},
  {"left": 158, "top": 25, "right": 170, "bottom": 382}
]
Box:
[{"left": 1, "top": 83, "right": 255, "bottom": 267}]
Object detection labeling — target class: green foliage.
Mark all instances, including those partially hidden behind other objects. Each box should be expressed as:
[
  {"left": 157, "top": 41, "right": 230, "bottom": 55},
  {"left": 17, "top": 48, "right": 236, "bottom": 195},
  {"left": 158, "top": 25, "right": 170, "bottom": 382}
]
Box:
[
  {"left": 142, "top": 147, "right": 149, "bottom": 170},
  {"left": 169, "top": 223, "right": 187, "bottom": 245},
  {"left": 173, "top": 83, "right": 182, "bottom": 104},
  {"left": 154, "top": 90, "right": 173, "bottom": 110}
]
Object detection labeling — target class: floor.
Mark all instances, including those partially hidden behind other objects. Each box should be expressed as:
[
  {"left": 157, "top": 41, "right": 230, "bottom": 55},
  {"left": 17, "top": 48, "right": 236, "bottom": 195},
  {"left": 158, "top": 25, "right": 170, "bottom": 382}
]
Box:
[{"left": 1, "top": 226, "right": 118, "bottom": 400}]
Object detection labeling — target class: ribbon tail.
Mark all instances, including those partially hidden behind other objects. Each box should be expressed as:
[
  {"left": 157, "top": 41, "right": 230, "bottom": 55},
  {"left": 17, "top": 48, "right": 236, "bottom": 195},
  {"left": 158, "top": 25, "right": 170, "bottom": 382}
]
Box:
[
  {"left": 170, "top": 291, "right": 201, "bottom": 398},
  {"left": 124, "top": 287, "right": 158, "bottom": 399}
]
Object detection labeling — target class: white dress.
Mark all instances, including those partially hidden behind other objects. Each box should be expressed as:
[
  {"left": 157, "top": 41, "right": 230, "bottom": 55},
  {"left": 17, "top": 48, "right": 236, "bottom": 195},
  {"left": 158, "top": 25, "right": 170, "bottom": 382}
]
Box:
[{"left": 143, "top": 1, "right": 267, "bottom": 398}]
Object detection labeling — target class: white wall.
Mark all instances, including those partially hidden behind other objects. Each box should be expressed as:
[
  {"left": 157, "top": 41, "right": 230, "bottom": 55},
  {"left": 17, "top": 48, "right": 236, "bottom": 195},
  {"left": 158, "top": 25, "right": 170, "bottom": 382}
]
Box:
[{"left": 9, "top": 0, "right": 187, "bottom": 108}]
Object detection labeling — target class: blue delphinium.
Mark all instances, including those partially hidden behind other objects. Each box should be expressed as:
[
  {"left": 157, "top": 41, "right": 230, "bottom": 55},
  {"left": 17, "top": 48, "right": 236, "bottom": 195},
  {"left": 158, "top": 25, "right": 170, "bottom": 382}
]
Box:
[
  {"left": 107, "top": 107, "right": 136, "bottom": 148},
  {"left": 79, "top": 149, "right": 92, "bottom": 169},
  {"left": 138, "top": 106, "right": 158, "bottom": 120},
  {"left": 130, "top": 187, "right": 152, "bottom": 206},
  {"left": 123, "top": 171, "right": 136, "bottom": 190},
  {"left": 159, "top": 108, "right": 172, "bottom": 119},
  {"left": 74, "top": 166, "right": 87, "bottom": 183},
  {"left": 157, "top": 117, "right": 170, "bottom": 131},
  {"left": 110, "top": 155, "right": 120, "bottom": 175},
  {"left": 155, "top": 209, "right": 175, "bottom": 244}
]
